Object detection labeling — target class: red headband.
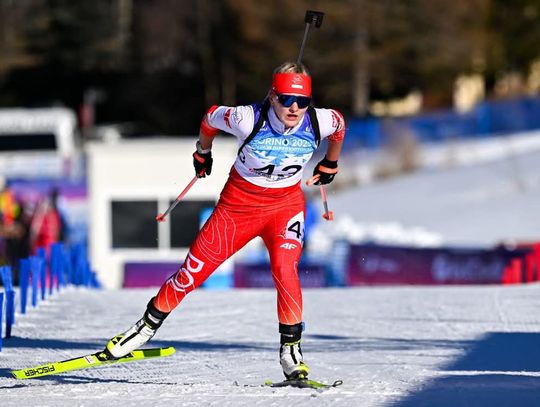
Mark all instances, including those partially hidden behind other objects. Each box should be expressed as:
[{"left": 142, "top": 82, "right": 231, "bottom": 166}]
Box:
[{"left": 272, "top": 73, "right": 311, "bottom": 97}]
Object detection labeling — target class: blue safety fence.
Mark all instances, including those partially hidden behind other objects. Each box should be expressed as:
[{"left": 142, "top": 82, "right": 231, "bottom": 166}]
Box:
[
  {"left": 0, "top": 293, "right": 3, "bottom": 351},
  {"left": 0, "top": 242, "right": 100, "bottom": 350},
  {"left": 346, "top": 94, "right": 540, "bottom": 149},
  {"left": 0, "top": 266, "right": 15, "bottom": 348}
]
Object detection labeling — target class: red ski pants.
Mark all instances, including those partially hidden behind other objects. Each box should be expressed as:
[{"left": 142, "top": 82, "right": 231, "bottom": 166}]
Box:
[{"left": 154, "top": 168, "right": 306, "bottom": 325}]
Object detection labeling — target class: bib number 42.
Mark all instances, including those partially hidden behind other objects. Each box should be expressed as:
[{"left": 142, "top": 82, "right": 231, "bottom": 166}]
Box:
[{"left": 252, "top": 164, "right": 302, "bottom": 178}]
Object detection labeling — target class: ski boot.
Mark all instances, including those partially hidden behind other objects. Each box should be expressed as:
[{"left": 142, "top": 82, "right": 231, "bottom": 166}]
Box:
[
  {"left": 104, "top": 297, "right": 169, "bottom": 359},
  {"left": 279, "top": 322, "right": 310, "bottom": 379}
]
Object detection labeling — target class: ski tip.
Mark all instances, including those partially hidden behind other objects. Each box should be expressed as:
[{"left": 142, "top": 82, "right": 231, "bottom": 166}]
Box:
[{"left": 264, "top": 378, "right": 343, "bottom": 389}]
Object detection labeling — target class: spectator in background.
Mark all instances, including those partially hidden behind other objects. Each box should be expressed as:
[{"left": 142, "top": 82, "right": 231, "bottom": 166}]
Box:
[
  {"left": 29, "top": 187, "right": 67, "bottom": 255},
  {"left": 0, "top": 178, "right": 31, "bottom": 282}
]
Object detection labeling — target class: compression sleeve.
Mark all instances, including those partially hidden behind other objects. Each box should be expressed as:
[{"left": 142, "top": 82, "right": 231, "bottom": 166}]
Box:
[{"left": 315, "top": 108, "right": 346, "bottom": 142}]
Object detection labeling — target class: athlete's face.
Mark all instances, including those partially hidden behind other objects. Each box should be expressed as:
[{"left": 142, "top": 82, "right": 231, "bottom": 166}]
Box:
[{"left": 270, "top": 91, "right": 309, "bottom": 129}]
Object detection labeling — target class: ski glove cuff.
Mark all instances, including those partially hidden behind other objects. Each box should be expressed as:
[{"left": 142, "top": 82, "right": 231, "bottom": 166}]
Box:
[{"left": 313, "top": 156, "right": 338, "bottom": 185}]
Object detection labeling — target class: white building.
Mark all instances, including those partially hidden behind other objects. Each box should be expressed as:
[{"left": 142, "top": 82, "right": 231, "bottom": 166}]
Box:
[
  {"left": 0, "top": 107, "right": 80, "bottom": 179},
  {"left": 86, "top": 137, "right": 238, "bottom": 289}
]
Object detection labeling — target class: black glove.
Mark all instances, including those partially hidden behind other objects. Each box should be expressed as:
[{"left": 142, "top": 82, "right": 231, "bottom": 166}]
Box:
[
  {"left": 193, "top": 142, "right": 213, "bottom": 178},
  {"left": 313, "top": 156, "right": 338, "bottom": 185}
]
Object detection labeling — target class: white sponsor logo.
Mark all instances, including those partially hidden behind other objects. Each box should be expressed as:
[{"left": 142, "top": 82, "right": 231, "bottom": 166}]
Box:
[
  {"left": 291, "top": 84, "right": 303, "bottom": 89},
  {"left": 362, "top": 256, "right": 399, "bottom": 274},
  {"left": 168, "top": 252, "right": 205, "bottom": 292},
  {"left": 280, "top": 243, "right": 298, "bottom": 250},
  {"left": 431, "top": 254, "right": 503, "bottom": 282},
  {"left": 232, "top": 107, "right": 243, "bottom": 125}
]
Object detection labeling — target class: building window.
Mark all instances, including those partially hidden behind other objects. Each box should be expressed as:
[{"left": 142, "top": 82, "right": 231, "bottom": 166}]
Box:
[
  {"left": 0, "top": 133, "right": 57, "bottom": 151},
  {"left": 111, "top": 199, "right": 216, "bottom": 249},
  {"left": 170, "top": 200, "right": 215, "bottom": 247},
  {"left": 112, "top": 201, "right": 158, "bottom": 248}
]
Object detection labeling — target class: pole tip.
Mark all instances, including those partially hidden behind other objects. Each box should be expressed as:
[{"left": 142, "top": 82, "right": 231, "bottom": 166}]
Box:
[{"left": 156, "top": 214, "right": 165, "bottom": 222}]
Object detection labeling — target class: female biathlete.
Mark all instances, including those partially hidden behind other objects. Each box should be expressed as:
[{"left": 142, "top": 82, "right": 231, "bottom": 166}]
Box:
[{"left": 104, "top": 61, "right": 345, "bottom": 380}]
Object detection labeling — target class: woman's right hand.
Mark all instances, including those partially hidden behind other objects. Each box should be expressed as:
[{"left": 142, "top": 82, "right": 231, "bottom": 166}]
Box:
[{"left": 193, "top": 150, "right": 213, "bottom": 178}]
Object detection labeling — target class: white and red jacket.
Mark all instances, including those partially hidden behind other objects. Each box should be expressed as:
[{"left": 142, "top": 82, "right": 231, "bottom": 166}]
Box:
[{"left": 204, "top": 103, "right": 345, "bottom": 188}]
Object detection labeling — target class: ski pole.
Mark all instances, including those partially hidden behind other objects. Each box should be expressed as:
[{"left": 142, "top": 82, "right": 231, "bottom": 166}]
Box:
[
  {"left": 306, "top": 175, "right": 334, "bottom": 221},
  {"left": 298, "top": 11, "right": 331, "bottom": 222},
  {"left": 156, "top": 173, "right": 201, "bottom": 222},
  {"left": 318, "top": 183, "right": 334, "bottom": 221},
  {"left": 296, "top": 10, "right": 325, "bottom": 64}
]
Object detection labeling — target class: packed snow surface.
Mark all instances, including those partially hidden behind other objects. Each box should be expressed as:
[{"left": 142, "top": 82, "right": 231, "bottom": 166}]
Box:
[
  {"left": 2, "top": 132, "right": 540, "bottom": 405},
  {"left": 309, "top": 131, "right": 540, "bottom": 252},
  {"left": 1, "top": 285, "right": 540, "bottom": 406}
]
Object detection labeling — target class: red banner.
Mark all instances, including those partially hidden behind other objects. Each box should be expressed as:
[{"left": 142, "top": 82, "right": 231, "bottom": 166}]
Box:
[{"left": 347, "top": 245, "right": 530, "bottom": 285}]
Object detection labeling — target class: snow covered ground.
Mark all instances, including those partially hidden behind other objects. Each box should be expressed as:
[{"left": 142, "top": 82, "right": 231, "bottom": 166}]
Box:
[
  {"left": 309, "top": 131, "right": 540, "bottom": 252},
  {"left": 2, "top": 131, "right": 540, "bottom": 405},
  {"left": 1, "top": 285, "right": 540, "bottom": 406}
]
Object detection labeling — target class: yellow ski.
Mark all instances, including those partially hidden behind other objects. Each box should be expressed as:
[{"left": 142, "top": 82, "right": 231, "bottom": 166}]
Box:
[{"left": 11, "top": 346, "right": 175, "bottom": 380}]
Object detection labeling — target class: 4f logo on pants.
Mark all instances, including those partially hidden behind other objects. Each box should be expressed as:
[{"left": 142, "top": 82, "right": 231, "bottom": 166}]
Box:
[
  {"left": 168, "top": 252, "right": 205, "bottom": 292},
  {"left": 280, "top": 243, "right": 298, "bottom": 250}
]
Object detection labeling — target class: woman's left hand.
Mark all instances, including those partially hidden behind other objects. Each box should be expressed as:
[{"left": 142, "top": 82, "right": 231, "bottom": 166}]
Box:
[{"left": 312, "top": 156, "right": 338, "bottom": 185}]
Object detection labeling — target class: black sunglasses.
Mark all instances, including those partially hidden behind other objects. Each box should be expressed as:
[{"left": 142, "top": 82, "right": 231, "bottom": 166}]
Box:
[{"left": 276, "top": 93, "right": 311, "bottom": 109}]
